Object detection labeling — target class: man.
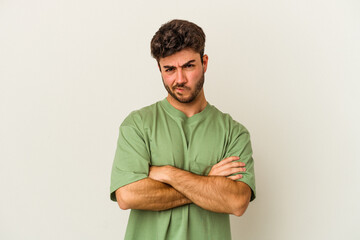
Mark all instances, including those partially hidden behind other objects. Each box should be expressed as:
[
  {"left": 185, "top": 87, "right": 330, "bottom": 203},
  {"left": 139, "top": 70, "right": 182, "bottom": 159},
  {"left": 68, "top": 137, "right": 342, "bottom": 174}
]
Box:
[{"left": 110, "top": 19, "right": 256, "bottom": 240}]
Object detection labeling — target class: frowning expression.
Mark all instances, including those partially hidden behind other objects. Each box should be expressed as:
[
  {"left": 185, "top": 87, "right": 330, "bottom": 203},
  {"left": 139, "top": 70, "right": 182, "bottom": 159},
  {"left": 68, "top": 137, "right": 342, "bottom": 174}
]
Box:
[{"left": 159, "top": 48, "right": 208, "bottom": 103}]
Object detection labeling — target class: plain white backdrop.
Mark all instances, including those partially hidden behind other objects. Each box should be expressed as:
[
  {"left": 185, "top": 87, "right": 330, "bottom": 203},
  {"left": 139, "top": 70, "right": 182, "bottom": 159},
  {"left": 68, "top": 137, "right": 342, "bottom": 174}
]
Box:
[{"left": 1, "top": 0, "right": 359, "bottom": 239}]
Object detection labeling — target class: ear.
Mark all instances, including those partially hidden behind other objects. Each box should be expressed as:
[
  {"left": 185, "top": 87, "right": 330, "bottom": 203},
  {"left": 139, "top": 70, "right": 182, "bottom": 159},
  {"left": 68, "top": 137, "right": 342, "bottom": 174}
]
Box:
[{"left": 202, "top": 54, "right": 209, "bottom": 73}]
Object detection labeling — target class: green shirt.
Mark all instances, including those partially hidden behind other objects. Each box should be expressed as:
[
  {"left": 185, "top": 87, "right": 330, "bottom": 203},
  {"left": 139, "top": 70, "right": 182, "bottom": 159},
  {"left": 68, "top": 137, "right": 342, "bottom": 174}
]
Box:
[{"left": 110, "top": 98, "right": 256, "bottom": 240}]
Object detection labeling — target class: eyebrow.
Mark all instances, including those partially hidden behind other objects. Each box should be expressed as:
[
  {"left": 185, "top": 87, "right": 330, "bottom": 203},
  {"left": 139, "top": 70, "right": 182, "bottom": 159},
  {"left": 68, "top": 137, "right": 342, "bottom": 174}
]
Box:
[{"left": 163, "top": 59, "right": 196, "bottom": 69}]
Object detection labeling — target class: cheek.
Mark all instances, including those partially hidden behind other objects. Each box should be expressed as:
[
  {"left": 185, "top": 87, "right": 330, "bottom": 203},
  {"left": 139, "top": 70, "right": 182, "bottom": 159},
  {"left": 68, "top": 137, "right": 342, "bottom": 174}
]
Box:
[
  {"left": 189, "top": 70, "right": 203, "bottom": 82},
  {"left": 162, "top": 74, "right": 175, "bottom": 85}
]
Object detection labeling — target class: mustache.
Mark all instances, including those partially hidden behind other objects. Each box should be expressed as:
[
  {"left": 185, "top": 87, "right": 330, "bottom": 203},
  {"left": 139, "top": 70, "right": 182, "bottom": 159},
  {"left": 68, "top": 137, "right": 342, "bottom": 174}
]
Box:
[{"left": 172, "top": 84, "right": 190, "bottom": 90}]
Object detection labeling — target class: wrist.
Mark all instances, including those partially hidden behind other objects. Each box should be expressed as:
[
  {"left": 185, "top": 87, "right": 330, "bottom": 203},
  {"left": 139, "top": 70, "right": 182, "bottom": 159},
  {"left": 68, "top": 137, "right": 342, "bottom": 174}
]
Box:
[
  {"left": 161, "top": 165, "right": 175, "bottom": 183},
  {"left": 149, "top": 165, "right": 176, "bottom": 183}
]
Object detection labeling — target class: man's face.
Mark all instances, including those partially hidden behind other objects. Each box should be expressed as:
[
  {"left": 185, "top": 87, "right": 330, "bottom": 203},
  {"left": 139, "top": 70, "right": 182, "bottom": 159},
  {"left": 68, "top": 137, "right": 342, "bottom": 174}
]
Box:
[{"left": 159, "top": 48, "right": 208, "bottom": 103}]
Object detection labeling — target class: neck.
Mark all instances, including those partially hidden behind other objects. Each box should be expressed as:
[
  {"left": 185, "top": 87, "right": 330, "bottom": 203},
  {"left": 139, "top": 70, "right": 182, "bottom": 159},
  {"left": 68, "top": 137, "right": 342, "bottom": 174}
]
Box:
[{"left": 167, "top": 90, "right": 207, "bottom": 118}]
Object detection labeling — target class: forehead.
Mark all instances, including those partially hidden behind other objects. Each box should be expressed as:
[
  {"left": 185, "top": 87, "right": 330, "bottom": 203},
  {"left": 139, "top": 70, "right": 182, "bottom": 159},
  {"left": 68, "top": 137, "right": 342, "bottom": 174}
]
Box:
[{"left": 159, "top": 48, "right": 200, "bottom": 67}]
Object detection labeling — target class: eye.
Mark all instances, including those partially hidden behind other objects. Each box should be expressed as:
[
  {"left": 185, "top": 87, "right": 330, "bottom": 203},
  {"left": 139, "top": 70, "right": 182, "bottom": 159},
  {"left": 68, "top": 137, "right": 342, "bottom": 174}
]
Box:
[
  {"left": 165, "top": 67, "right": 175, "bottom": 72},
  {"left": 184, "top": 64, "right": 194, "bottom": 68}
]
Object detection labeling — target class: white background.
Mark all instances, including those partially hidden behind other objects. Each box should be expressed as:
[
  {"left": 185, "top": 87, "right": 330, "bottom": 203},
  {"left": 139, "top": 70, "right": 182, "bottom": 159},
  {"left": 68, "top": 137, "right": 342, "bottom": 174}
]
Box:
[{"left": 1, "top": 0, "right": 359, "bottom": 239}]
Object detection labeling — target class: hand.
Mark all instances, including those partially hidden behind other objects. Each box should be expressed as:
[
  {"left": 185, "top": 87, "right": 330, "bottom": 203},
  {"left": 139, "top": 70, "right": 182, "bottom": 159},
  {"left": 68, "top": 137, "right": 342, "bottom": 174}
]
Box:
[
  {"left": 149, "top": 165, "right": 172, "bottom": 183},
  {"left": 208, "top": 156, "right": 246, "bottom": 180}
]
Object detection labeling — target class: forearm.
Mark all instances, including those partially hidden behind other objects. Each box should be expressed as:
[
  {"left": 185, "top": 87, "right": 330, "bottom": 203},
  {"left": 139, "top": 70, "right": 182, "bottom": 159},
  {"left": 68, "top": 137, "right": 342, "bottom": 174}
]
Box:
[
  {"left": 115, "top": 177, "right": 191, "bottom": 211},
  {"left": 155, "top": 166, "right": 251, "bottom": 216}
]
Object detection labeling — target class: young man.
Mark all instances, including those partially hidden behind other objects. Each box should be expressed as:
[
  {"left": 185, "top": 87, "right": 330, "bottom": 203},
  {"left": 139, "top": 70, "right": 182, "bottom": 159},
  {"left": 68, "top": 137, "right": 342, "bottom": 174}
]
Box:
[{"left": 110, "top": 19, "right": 256, "bottom": 240}]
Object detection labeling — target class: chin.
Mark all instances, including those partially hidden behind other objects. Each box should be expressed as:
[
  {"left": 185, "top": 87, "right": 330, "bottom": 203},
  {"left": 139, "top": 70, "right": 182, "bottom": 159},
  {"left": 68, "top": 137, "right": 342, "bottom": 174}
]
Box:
[{"left": 177, "top": 97, "right": 196, "bottom": 104}]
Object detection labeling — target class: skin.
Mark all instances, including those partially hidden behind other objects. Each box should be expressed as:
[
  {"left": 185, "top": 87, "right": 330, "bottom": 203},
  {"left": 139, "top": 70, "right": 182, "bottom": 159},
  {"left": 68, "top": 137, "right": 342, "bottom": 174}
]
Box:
[
  {"left": 116, "top": 48, "right": 252, "bottom": 216},
  {"left": 159, "top": 48, "right": 208, "bottom": 117},
  {"left": 116, "top": 157, "right": 250, "bottom": 214},
  {"left": 149, "top": 164, "right": 251, "bottom": 216}
]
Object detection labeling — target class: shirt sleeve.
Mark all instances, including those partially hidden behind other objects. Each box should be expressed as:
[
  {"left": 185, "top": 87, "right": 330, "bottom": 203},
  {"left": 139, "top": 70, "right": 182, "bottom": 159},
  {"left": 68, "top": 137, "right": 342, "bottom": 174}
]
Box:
[
  {"left": 110, "top": 113, "right": 150, "bottom": 201},
  {"left": 225, "top": 121, "right": 256, "bottom": 201}
]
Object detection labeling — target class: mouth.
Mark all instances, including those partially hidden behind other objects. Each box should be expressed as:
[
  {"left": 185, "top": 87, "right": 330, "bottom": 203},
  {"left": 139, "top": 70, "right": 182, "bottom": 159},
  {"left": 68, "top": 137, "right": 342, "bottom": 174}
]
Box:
[{"left": 174, "top": 86, "right": 189, "bottom": 91}]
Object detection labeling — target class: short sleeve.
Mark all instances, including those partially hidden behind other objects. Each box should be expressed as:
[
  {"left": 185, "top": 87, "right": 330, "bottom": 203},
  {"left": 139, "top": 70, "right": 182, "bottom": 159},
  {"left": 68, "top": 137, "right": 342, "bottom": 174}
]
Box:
[
  {"left": 110, "top": 113, "right": 150, "bottom": 201},
  {"left": 225, "top": 121, "right": 256, "bottom": 201}
]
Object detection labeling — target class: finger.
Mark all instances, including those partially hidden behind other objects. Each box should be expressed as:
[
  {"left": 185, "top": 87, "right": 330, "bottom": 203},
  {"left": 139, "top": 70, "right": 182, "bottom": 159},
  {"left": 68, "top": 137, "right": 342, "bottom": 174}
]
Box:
[
  {"left": 211, "top": 167, "right": 246, "bottom": 177},
  {"left": 223, "top": 167, "right": 246, "bottom": 176},
  {"left": 230, "top": 167, "right": 246, "bottom": 174},
  {"left": 215, "top": 162, "right": 245, "bottom": 175},
  {"left": 216, "top": 156, "right": 240, "bottom": 167},
  {"left": 227, "top": 174, "right": 243, "bottom": 180},
  {"left": 222, "top": 161, "right": 246, "bottom": 168},
  {"left": 209, "top": 157, "right": 243, "bottom": 176},
  {"left": 229, "top": 161, "right": 245, "bottom": 168}
]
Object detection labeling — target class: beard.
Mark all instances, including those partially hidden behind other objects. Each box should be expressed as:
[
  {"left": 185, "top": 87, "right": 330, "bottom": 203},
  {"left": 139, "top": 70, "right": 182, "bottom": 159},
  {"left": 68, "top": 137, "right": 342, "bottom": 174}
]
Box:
[{"left": 162, "top": 73, "right": 205, "bottom": 104}]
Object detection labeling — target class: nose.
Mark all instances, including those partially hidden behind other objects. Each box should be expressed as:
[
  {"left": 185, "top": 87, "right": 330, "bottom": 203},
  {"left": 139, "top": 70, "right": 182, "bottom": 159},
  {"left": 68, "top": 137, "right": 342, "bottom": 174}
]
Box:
[{"left": 175, "top": 69, "right": 187, "bottom": 84}]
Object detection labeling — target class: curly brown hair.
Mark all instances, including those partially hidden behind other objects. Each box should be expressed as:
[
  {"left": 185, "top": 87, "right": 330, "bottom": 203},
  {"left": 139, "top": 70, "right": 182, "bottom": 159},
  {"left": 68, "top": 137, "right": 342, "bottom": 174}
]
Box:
[{"left": 150, "top": 19, "right": 206, "bottom": 62}]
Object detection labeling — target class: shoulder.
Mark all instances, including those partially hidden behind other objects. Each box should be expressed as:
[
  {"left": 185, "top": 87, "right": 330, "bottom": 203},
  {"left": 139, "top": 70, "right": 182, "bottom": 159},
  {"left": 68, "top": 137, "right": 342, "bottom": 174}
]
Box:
[
  {"left": 121, "top": 101, "right": 161, "bottom": 128},
  {"left": 208, "top": 104, "right": 250, "bottom": 135}
]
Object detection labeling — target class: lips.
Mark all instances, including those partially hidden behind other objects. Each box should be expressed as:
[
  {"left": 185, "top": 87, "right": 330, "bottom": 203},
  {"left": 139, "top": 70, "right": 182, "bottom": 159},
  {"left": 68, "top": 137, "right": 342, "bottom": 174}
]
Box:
[{"left": 173, "top": 86, "right": 189, "bottom": 91}]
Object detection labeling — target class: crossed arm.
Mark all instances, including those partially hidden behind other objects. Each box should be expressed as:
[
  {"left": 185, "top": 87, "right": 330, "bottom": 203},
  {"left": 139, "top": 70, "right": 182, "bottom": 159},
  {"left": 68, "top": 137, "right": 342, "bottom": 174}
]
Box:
[{"left": 115, "top": 156, "right": 252, "bottom": 216}]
